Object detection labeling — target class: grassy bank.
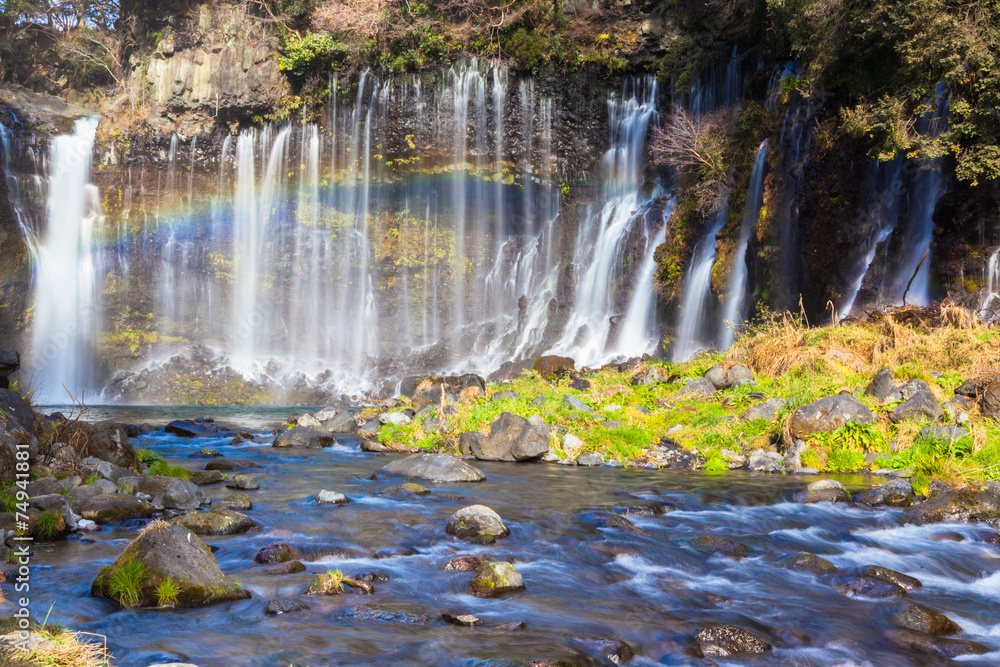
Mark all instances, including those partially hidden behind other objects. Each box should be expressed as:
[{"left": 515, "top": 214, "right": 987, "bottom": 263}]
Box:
[{"left": 372, "top": 305, "right": 1000, "bottom": 487}]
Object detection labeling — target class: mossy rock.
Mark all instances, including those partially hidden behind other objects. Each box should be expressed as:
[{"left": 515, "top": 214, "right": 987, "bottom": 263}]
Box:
[
  {"left": 470, "top": 561, "right": 525, "bottom": 597},
  {"left": 91, "top": 522, "right": 250, "bottom": 608},
  {"left": 173, "top": 508, "right": 258, "bottom": 535},
  {"left": 79, "top": 493, "right": 154, "bottom": 524}
]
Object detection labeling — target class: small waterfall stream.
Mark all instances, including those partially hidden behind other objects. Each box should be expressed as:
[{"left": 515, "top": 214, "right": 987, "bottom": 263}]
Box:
[{"left": 672, "top": 203, "right": 729, "bottom": 362}]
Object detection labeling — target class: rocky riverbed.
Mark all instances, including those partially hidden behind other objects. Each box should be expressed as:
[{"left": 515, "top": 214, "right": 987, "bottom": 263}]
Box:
[{"left": 2, "top": 401, "right": 1000, "bottom": 666}]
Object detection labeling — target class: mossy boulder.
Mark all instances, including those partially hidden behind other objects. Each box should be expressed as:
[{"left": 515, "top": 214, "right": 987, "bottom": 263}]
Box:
[
  {"left": 79, "top": 493, "right": 154, "bottom": 524},
  {"left": 91, "top": 521, "right": 250, "bottom": 608},
  {"left": 173, "top": 508, "right": 258, "bottom": 535},
  {"left": 446, "top": 505, "right": 509, "bottom": 542},
  {"left": 469, "top": 561, "right": 525, "bottom": 597}
]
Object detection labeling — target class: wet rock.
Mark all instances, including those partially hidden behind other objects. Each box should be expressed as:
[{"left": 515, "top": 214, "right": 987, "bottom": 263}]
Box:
[
  {"left": 563, "top": 394, "right": 595, "bottom": 413},
  {"left": 255, "top": 543, "right": 303, "bottom": 564},
  {"left": 226, "top": 475, "right": 259, "bottom": 491},
  {"left": 373, "top": 546, "right": 415, "bottom": 559},
  {"left": 794, "top": 479, "right": 850, "bottom": 504},
  {"left": 118, "top": 475, "right": 205, "bottom": 511},
  {"left": 263, "top": 560, "right": 307, "bottom": 574},
  {"left": 470, "top": 561, "right": 525, "bottom": 597},
  {"left": 917, "top": 424, "right": 968, "bottom": 441},
  {"left": 444, "top": 554, "right": 493, "bottom": 571},
  {"left": 855, "top": 479, "right": 915, "bottom": 507},
  {"left": 676, "top": 378, "right": 716, "bottom": 397},
  {"left": 189, "top": 448, "right": 223, "bottom": 458},
  {"left": 838, "top": 576, "right": 907, "bottom": 598},
  {"left": 296, "top": 413, "right": 322, "bottom": 429},
  {"left": 889, "top": 602, "right": 960, "bottom": 636},
  {"left": 91, "top": 522, "right": 249, "bottom": 608},
  {"left": 446, "top": 505, "right": 509, "bottom": 541},
  {"left": 379, "top": 453, "right": 486, "bottom": 483},
  {"left": 747, "top": 449, "right": 783, "bottom": 473},
  {"left": 695, "top": 625, "right": 772, "bottom": 657},
  {"left": 380, "top": 482, "right": 431, "bottom": 497},
  {"left": 741, "top": 398, "right": 787, "bottom": 422},
  {"left": 596, "top": 638, "right": 635, "bottom": 664},
  {"left": 471, "top": 412, "right": 550, "bottom": 462},
  {"left": 578, "top": 510, "right": 651, "bottom": 536},
  {"left": 218, "top": 493, "right": 252, "bottom": 510},
  {"left": 343, "top": 603, "right": 428, "bottom": 623},
  {"left": 174, "top": 509, "right": 257, "bottom": 535},
  {"left": 906, "top": 486, "right": 1000, "bottom": 525},
  {"left": 576, "top": 451, "right": 604, "bottom": 466},
  {"left": 360, "top": 439, "right": 389, "bottom": 453},
  {"left": 316, "top": 490, "right": 349, "bottom": 505},
  {"left": 205, "top": 459, "right": 261, "bottom": 471},
  {"left": 79, "top": 493, "right": 154, "bottom": 524},
  {"left": 442, "top": 612, "right": 482, "bottom": 626},
  {"left": 688, "top": 535, "right": 752, "bottom": 557},
  {"left": 323, "top": 412, "right": 359, "bottom": 434},
  {"left": 164, "top": 419, "right": 223, "bottom": 438},
  {"left": 863, "top": 566, "right": 921, "bottom": 590},
  {"left": 778, "top": 553, "right": 836, "bottom": 574},
  {"left": 273, "top": 426, "right": 336, "bottom": 448},
  {"left": 306, "top": 572, "right": 371, "bottom": 595},
  {"left": 352, "top": 572, "right": 390, "bottom": 582},
  {"left": 533, "top": 355, "right": 575, "bottom": 380},
  {"left": 188, "top": 470, "right": 224, "bottom": 485},
  {"left": 265, "top": 599, "right": 309, "bottom": 615},
  {"left": 64, "top": 484, "right": 108, "bottom": 513},
  {"left": 885, "top": 628, "right": 989, "bottom": 658},
  {"left": 631, "top": 365, "right": 669, "bottom": 386},
  {"left": 788, "top": 394, "right": 876, "bottom": 439},
  {"left": 704, "top": 364, "right": 754, "bottom": 390},
  {"left": 888, "top": 390, "right": 943, "bottom": 424}
]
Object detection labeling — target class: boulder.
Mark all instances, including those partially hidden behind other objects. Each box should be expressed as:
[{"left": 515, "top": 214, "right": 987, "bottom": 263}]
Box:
[
  {"left": 446, "top": 505, "right": 509, "bottom": 541},
  {"left": 576, "top": 451, "right": 604, "bottom": 466},
  {"left": 117, "top": 475, "right": 205, "bottom": 510},
  {"left": 906, "top": 486, "right": 1000, "bottom": 525},
  {"left": 272, "top": 427, "right": 336, "bottom": 448},
  {"left": 379, "top": 482, "right": 430, "bottom": 497},
  {"left": 0, "top": 388, "right": 37, "bottom": 435},
  {"left": 379, "top": 453, "right": 485, "bottom": 483},
  {"left": 205, "top": 459, "right": 261, "bottom": 471},
  {"left": 888, "top": 390, "right": 943, "bottom": 424},
  {"left": 443, "top": 554, "right": 493, "bottom": 571},
  {"left": 563, "top": 394, "right": 595, "bottom": 413},
  {"left": 695, "top": 626, "right": 772, "bottom": 657},
  {"left": 863, "top": 565, "right": 921, "bottom": 590},
  {"left": 561, "top": 433, "right": 585, "bottom": 457},
  {"left": 79, "top": 493, "right": 154, "bottom": 524},
  {"left": 491, "top": 390, "right": 520, "bottom": 402},
  {"left": 27, "top": 494, "right": 75, "bottom": 532},
  {"left": 314, "top": 406, "right": 340, "bottom": 422},
  {"left": 64, "top": 484, "right": 108, "bottom": 513},
  {"left": 218, "top": 493, "right": 252, "bottom": 510},
  {"left": 855, "top": 479, "right": 915, "bottom": 507},
  {"left": 189, "top": 448, "right": 224, "bottom": 459},
  {"left": 981, "top": 379, "right": 1000, "bottom": 418},
  {"left": 788, "top": 395, "right": 876, "bottom": 439},
  {"left": 676, "top": 378, "right": 716, "bottom": 397},
  {"left": 703, "top": 364, "right": 755, "bottom": 390},
  {"left": 174, "top": 509, "right": 257, "bottom": 535},
  {"left": 323, "top": 412, "right": 359, "bottom": 433},
  {"left": 379, "top": 412, "right": 412, "bottom": 426},
  {"left": 866, "top": 369, "right": 929, "bottom": 403},
  {"left": 265, "top": 600, "right": 309, "bottom": 615},
  {"left": 917, "top": 424, "right": 968, "bottom": 441},
  {"left": 838, "top": 576, "right": 907, "bottom": 598},
  {"left": 225, "top": 475, "right": 259, "bottom": 490},
  {"left": 747, "top": 449, "right": 783, "bottom": 473},
  {"left": 470, "top": 412, "right": 550, "bottom": 462},
  {"left": 316, "top": 490, "right": 349, "bottom": 505},
  {"left": 296, "top": 413, "right": 322, "bottom": 428},
  {"left": 165, "top": 420, "right": 223, "bottom": 438},
  {"left": 794, "top": 479, "right": 850, "bottom": 504},
  {"left": 189, "top": 470, "right": 224, "bottom": 485},
  {"left": 885, "top": 629, "right": 990, "bottom": 658},
  {"left": 631, "top": 365, "right": 670, "bottom": 386},
  {"left": 688, "top": 535, "right": 752, "bottom": 557},
  {"left": 91, "top": 522, "right": 249, "bottom": 607},
  {"left": 457, "top": 431, "right": 480, "bottom": 456},
  {"left": 80, "top": 457, "right": 133, "bottom": 483},
  {"left": 741, "top": 398, "right": 787, "bottom": 422},
  {"left": 777, "top": 553, "right": 836, "bottom": 574},
  {"left": 63, "top": 421, "right": 140, "bottom": 471},
  {"left": 470, "top": 561, "right": 525, "bottom": 597},
  {"left": 263, "top": 561, "right": 307, "bottom": 574},
  {"left": 533, "top": 355, "right": 575, "bottom": 380},
  {"left": 783, "top": 439, "right": 806, "bottom": 471},
  {"left": 406, "top": 375, "right": 486, "bottom": 411},
  {"left": 889, "top": 602, "right": 961, "bottom": 636},
  {"left": 255, "top": 543, "right": 303, "bottom": 564}
]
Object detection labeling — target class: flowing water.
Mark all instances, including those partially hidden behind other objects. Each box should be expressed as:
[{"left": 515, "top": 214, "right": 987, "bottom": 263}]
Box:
[
  {"left": 672, "top": 203, "right": 729, "bottom": 363},
  {"left": 26, "top": 410, "right": 1000, "bottom": 666}
]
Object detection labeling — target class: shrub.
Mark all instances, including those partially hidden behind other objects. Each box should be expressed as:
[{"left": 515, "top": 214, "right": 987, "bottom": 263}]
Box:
[
  {"left": 34, "top": 511, "right": 63, "bottom": 540},
  {"left": 504, "top": 28, "right": 547, "bottom": 71},
  {"left": 279, "top": 32, "right": 349, "bottom": 78},
  {"left": 702, "top": 449, "right": 728, "bottom": 474}
]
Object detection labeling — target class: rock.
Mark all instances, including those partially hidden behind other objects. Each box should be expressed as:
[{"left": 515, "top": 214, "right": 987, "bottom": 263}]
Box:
[
  {"left": 470, "top": 412, "right": 550, "bottom": 462},
  {"left": 120, "top": 475, "right": 205, "bottom": 511},
  {"left": 442, "top": 613, "right": 482, "bottom": 626},
  {"left": 189, "top": 448, "right": 224, "bottom": 459},
  {"left": 630, "top": 365, "right": 669, "bottom": 386},
  {"left": 255, "top": 543, "right": 303, "bottom": 564},
  {"left": 360, "top": 439, "right": 388, "bottom": 453},
  {"left": 917, "top": 424, "right": 968, "bottom": 441},
  {"left": 457, "top": 431, "right": 481, "bottom": 456},
  {"left": 79, "top": 494, "right": 154, "bottom": 524},
  {"left": 863, "top": 565, "right": 921, "bottom": 590},
  {"left": 406, "top": 375, "right": 486, "bottom": 411},
  {"left": 981, "top": 379, "right": 1000, "bottom": 418},
  {"left": 314, "top": 406, "right": 339, "bottom": 422},
  {"left": 174, "top": 509, "right": 257, "bottom": 535},
  {"left": 0, "top": 388, "right": 37, "bottom": 435},
  {"left": 676, "top": 377, "right": 717, "bottom": 397},
  {"left": 91, "top": 522, "right": 249, "bottom": 608},
  {"left": 688, "top": 535, "right": 752, "bottom": 557},
  {"left": 533, "top": 355, "right": 575, "bottom": 380},
  {"left": 569, "top": 379, "right": 591, "bottom": 391},
  {"left": 263, "top": 560, "right": 307, "bottom": 574},
  {"left": 695, "top": 626, "right": 772, "bottom": 657},
  {"left": 305, "top": 572, "right": 355, "bottom": 595},
  {"left": 747, "top": 449, "right": 783, "bottom": 473},
  {"left": 265, "top": 599, "right": 309, "bottom": 615},
  {"left": 64, "top": 484, "right": 107, "bottom": 512},
  {"left": 379, "top": 453, "right": 485, "bottom": 483},
  {"left": 838, "top": 576, "right": 907, "bottom": 598},
  {"left": 316, "top": 490, "right": 349, "bottom": 505},
  {"left": 783, "top": 439, "right": 806, "bottom": 471},
  {"left": 576, "top": 451, "right": 604, "bottom": 466},
  {"left": 561, "top": 433, "right": 585, "bottom": 457},
  {"left": 358, "top": 421, "right": 379, "bottom": 438},
  {"left": 529, "top": 396, "right": 547, "bottom": 407},
  {"left": 379, "top": 412, "right": 412, "bottom": 427},
  {"left": 204, "top": 459, "right": 261, "bottom": 471},
  {"left": 80, "top": 457, "right": 133, "bottom": 483},
  {"left": 165, "top": 420, "right": 222, "bottom": 438},
  {"left": 225, "top": 475, "right": 259, "bottom": 490},
  {"left": 188, "top": 470, "right": 224, "bottom": 485},
  {"left": 491, "top": 390, "right": 520, "bottom": 402},
  {"left": 704, "top": 364, "right": 754, "bottom": 390},
  {"left": 563, "top": 394, "right": 595, "bottom": 413},
  {"left": 788, "top": 395, "right": 876, "bottom": 439},
  {"left": 778, "top": 553, "right": 836, "bottom": 574},
  {"left": 380, "top": 482, "right": 431, "bottom": 498},
  {"left": 470, "top": 561, "right": 525, "bottom": 597},
  {"left": 218, "top": 493, "right": 252, "bottom": 510},
  {"left": 888, "top": 390, "right": 943, "bottom": 424},
  {"left": 446, "top": 505, "right": 509, "bottom": 542},
  {"left": 906, "top": 486, "right": 1000, "bottom": 525},
  {"left": 794, "top": 479, "right": 850, "bottom": 504},
  {"left": 66, "top": 421, "right": 141, "bottom": 471},
  {"left": 855, "top": 479, "right": 915, "bottom": 507},
  {"left": 866, "top": 369, "right": 930, "bottom": 403},
  {"left": 27, "top": 494, "right": 75, "bottom": 532},
  {"left": 323, "top": 412, "right": 359, "bottom": 433},
  {"left": 890, "top": 602, "right": 961, "bottom": 636},
  {"left": 273, "top": 427, "right": 336, "bottom": 448},
  {"left": 885, "top": 628, "right": 989, "bottom": 658},
  {"left": 443, "top": 554, "right": 493, "bottom": 571},
  {"left": 741, "top": 398, "right": 787, "bottom": 422}
]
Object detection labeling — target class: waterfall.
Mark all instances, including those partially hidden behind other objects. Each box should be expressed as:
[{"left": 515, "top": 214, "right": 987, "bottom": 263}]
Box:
[
  {"left": 980, "top": 248, "right": 1000, "bottom": 321},
  {"left": 719, "top": 140, "right": 767, "bottom": 347},
  {"left": 26, "top": 117, "right": 103, "bottom": 403},
  {"left": 673, "top": 202, "right": 729, "bottom": 362}
]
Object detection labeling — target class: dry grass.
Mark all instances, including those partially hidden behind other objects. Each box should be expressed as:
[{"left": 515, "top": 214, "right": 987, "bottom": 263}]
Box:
[{"left": 0, "top": 629, "right": 111, "bottom": 667}]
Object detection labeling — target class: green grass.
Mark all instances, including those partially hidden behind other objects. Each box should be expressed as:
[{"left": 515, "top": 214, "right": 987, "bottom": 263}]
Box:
[
  {"left": 826, "top": 448, "right": 866, "bottom": 473},
  {"left": 156, "top": 577, "right": 179, "bottom": 607},
  {"left": 145, "top": 460, "right": 190, "bottom": 480},
  {"left": 34, "top": 510, "right": 62, "bottom": 539},
  {"left": 0, "top": 485, "right": 18, "bottom": 513},
  {"left": 135, "top": 448, "right": 161, "bottom": 465},
  {"left": 107, "top": 558, "right": 148, "bottom": 608}
]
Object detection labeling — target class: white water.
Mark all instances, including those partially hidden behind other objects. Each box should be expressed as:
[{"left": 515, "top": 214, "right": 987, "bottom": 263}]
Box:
[
  {"left": 613, "top": 202, "right": 672, "bottom": 357},
  {"left": 719, "top": 139, "right": 767, "bottom": 348},
  {"left": 26, "top": 118, "right": 103, "bottom": 403},
  {"left": 673, "top": 202, "right": 729, "bottom": 362},
  {"left": 980, "top": 248, "right": 1000, "bottom": 321}
]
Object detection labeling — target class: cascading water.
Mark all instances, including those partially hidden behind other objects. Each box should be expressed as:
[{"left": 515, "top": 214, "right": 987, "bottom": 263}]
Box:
[
  {"left": 25, "top": 117, "right": 103, "bottom": 403},
  {"left": 672, "top": 202, "right": 729, "bottom": 362},
  {"left": 719, "top": 140, "right": 767, "bottom": 348},
  {"left": 980, "top": 248, "right": 1000, "bottom": 322}
]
